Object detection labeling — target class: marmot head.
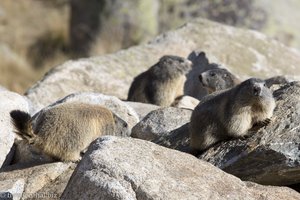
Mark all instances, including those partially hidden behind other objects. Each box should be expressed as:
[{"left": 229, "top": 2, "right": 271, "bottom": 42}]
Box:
[
  {"left": 159, "top": 55, "right": 192, "bottom": 75},
  {"left": 199, "top": 68, "right": 239, "bottom": 93},
  {"left": 113, "top": 114, "right": 130, "bottom": 137},
  {"left": 237, "top": 78, "right": 274, "bottom": 102}
]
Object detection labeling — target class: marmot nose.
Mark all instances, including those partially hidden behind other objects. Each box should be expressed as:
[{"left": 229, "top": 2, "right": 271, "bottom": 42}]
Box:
[{"left": 253, "top": 86, "right": 262, "bottom": 96}]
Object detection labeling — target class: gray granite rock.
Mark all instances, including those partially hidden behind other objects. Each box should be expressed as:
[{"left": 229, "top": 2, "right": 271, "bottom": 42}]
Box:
[
  {"left": 61, "top": 136, "right": 300, "bottom": 200},
  {"left": 131, "top": 107, "right": 192, "bottom": 141},
  {"left": 0, "top": 91, "right": 31, "bottom": 168}
]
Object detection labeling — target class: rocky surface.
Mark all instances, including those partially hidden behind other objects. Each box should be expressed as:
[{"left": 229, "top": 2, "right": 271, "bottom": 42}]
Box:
[
  {"left": 31, "top": 92, "right": 139, "bottom": 129},
  {"left": 131, "top": 107, "right": 192, "bottom": 141},
  {"left": 0, "top": 162, "right": 74, "bottom": 200},
  {"left": 61, "top": 136, "right": 300, "bottom": 200},
  {"left": 25, "top": 18, "right": 300, "bottom": 108},
  {"left": 0, "top": 91, "right": 31, "bottom": 168}
]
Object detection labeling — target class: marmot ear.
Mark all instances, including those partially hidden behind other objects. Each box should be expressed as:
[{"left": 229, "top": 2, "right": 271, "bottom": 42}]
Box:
[{"left": 198, "top": 52, "right": 206, "bottom": 58}]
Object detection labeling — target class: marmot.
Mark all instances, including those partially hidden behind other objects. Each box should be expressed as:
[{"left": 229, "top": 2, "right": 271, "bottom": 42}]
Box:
[
  {"left": 127, "top": 55, "right": 192, "bottom": 106},
  {"left": 189, "top": 78, "right": 276, "bottom": 152},
  {"left": 10, "top": 102, "right": 130, "bottom": 162},
  {"left": 184, "top": 51, "right": 220, "bottom": 100},
  {"left": 199, "top": 68, "right": 288, "bottom": 93},
  {"left": 199, "top": 68, "right": 240, "bottom": 93}
]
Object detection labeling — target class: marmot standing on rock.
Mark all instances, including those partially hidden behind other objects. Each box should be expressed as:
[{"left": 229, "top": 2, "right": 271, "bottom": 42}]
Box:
[
  {"left": 127, "top": 55, "right": 192, "bottom": 106},
  {"left": 189, "top": 78, "right": 276, "bottom": 152},
  {"left": 10, "top": 102, "right": 130, "bottom": 162}
]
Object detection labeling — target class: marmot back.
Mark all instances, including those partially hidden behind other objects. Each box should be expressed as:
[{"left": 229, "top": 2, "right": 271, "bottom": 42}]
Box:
[
  {"left": 10, "top": 102, "right": 130, "bottom": 162},
  {"left": 189, "top": 78, "right": 275, "bottom": 152},
  {"left": 127, "top": 55, "right": 192, "bottom": 106}
]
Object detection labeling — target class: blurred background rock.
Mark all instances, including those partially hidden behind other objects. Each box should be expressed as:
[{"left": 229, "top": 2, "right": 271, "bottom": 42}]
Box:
[{"left": 1, "top": 0, "right": 300, "bottom": 93}]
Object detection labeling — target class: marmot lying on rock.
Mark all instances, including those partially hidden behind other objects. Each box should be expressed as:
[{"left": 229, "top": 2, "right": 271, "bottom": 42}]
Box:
[
  {"left": 190, "top": 78, "right": 276, "bottom": 152},
  {"left": 10, "top": 102, "right": 130, "bottom": 162}
]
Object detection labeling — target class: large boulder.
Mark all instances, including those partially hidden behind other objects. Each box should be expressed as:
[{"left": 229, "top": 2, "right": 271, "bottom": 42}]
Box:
[
  {"left": 61, "top": 136, "right": 300, "bottom": 200},
  {"left": 199, "top": 81, "right": 300, "bottom": 186},
  {"left": 25, "top": 18, "right": 300, "bottom": 108},
  {"left": 0, "top": 91, "right": 31, "bottom": 168},
  {"left": 131, "top": 107, "right": 192, "bottom": 141}
]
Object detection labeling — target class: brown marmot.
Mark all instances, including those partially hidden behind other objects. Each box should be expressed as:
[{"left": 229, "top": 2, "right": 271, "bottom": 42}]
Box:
[
  {"left": 127, "top": 55, "right": 192, "bottom": 106},
  {"left": 189, "top": 78, "right": 276, "bottom": 152},
  {"left": 199, "top": 68, "right": 241, "bottom": 93},
  {"left": 184, "top": 51, "right": 220, "bottom": 100},
  {"left": 10, "top": 102, "right": 130, "bottom": 162},
  {"left": 199, "top": 68, "right": 288, "bottom": 94}
]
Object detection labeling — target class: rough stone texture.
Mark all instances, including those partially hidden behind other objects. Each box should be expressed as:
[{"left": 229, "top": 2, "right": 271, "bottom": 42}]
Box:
[
  {"left": 29, "top": 164, "right": 76, "bottom": 200},
  {"left": 32, "top": 92, "right": 139, "bottom": 129},
  {"left": 0, "top": 179, "right": 24, "bottom": 200},
  {"left": 152, "top": 123, "right": 191, "bottom": 153},
  {"left": 124, "top": 101, "right": 160, "bottom": 120},
  {"left": 199, "top": 81, "right": 300, "bottom": 186},
  {"left": 0, "top": 91, "right": 31, "bottom": 168},
  {"left": 131, "top": 107, "right": 192, "bottom": 141},
  {"left": 25, "top": 18, "right": 300, "bottom": 108},
  {"left": 0, "top": 162, "right": 74, "bottom": 200},
  {"left": 61, "top": 136, "right": 300, "bottom": 200}
]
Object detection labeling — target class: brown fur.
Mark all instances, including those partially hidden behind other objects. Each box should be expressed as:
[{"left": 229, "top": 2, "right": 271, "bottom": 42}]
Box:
[
  {"left": 199, "top": 68, "right": 240, "bottom": 93},
  {"left": 10, "top": 102, "right": 129, "bottom": 162},
  {"left": 189, "top": 78, "right": 276, "bottom": 152},
  {"left": 127, "top": 55, "right": 192, "bottom": 106}
]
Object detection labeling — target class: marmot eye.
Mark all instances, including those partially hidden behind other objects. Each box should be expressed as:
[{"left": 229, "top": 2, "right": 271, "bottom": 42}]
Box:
[{"left": 210, "top": 72, "right": 216, "bottom": 77}]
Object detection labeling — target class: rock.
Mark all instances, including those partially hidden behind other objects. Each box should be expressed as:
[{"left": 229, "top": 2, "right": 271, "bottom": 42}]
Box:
[
  {"left": 131, "top": 107, "right": 192, "bottom": 141},
  {"left": 0, "top": 162, "right": 74, "bottom": 200},
  {"left": 61, "top": 136, "right": 300, "bottom": 200},
  {"left": 32, "top": 92, "right": 139, "bottom": 129},
  {"left": 0, "top": 179, "right": 24, "bottom": 200},
  {"left": 29, "top": 164, "right": 76, "bottom": 200},
  {"left": 152, "top": 123, "right": 191, "bottom": 153},
  {"left": 198, "top": 81, "right": 300, "bottom": 185},
  {"left": 172, "top": 95, "right": 200, "bottom": 110},
  {"left": 25, "top": 18, "right": 300, "bottom": 108},
  {"left": 124, "top": 101, "right": 160, "bottom": 120},
  {"left": 0, "top": 91, "right": 31, "bottom": 168}
]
